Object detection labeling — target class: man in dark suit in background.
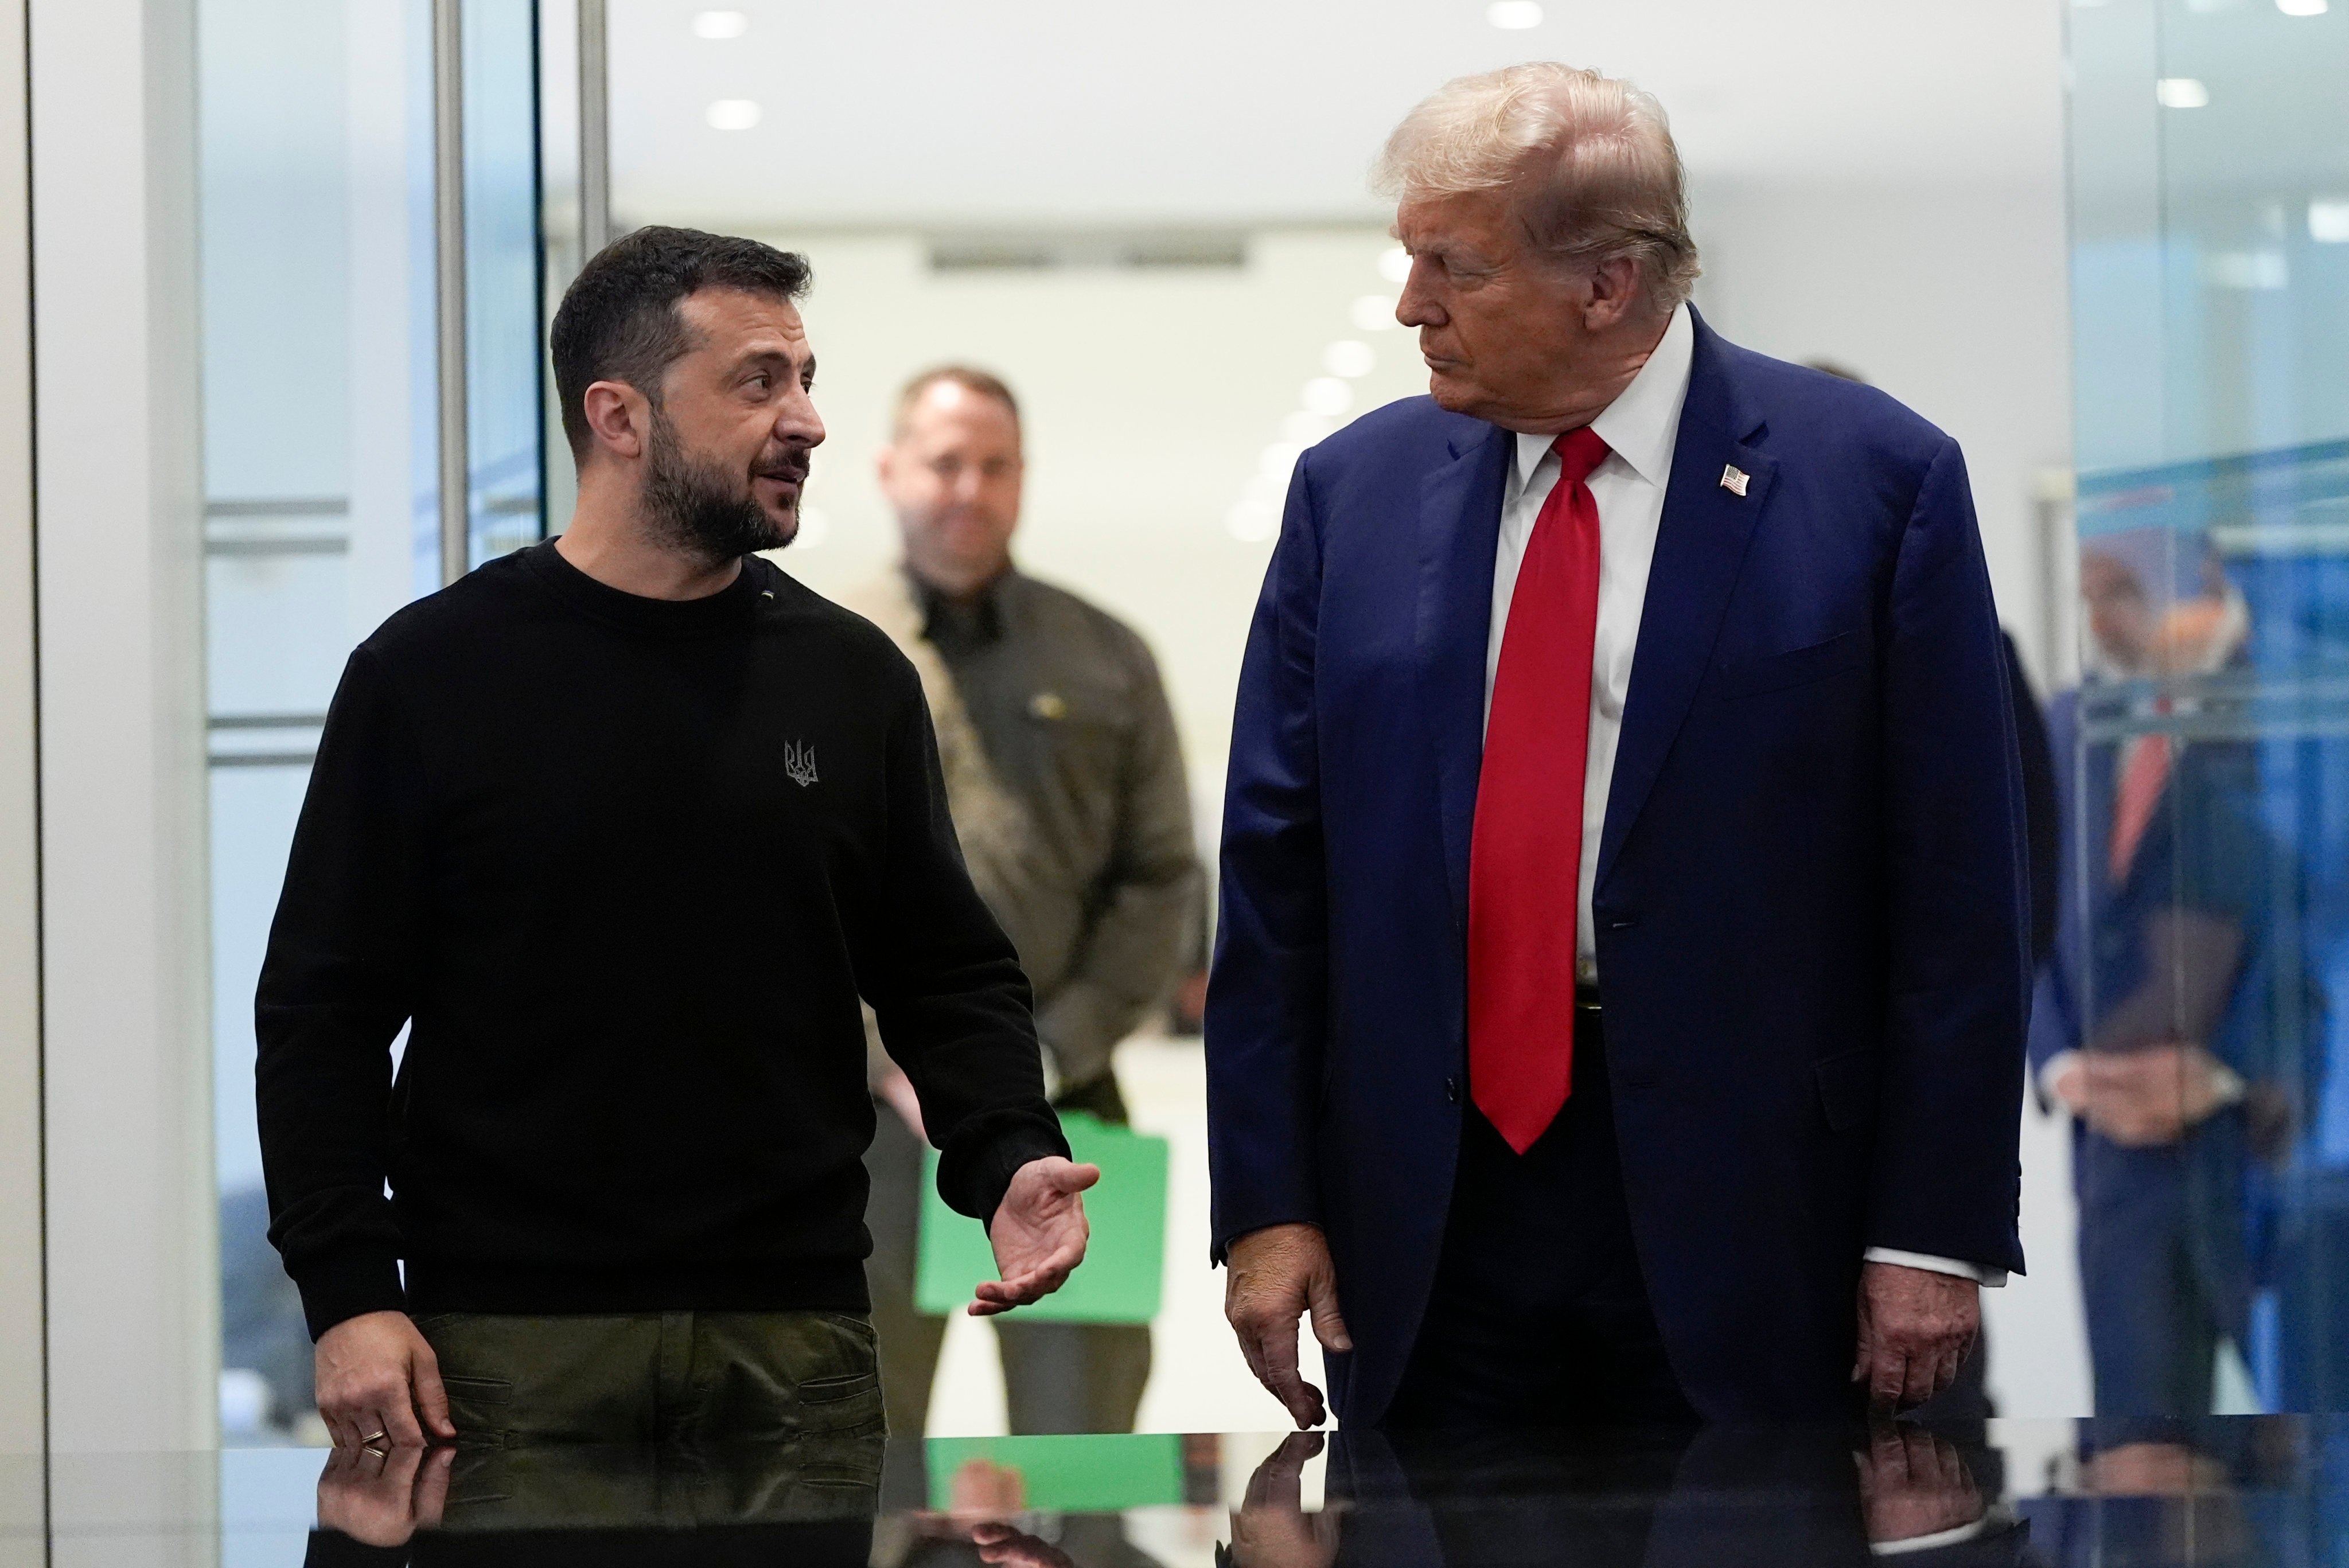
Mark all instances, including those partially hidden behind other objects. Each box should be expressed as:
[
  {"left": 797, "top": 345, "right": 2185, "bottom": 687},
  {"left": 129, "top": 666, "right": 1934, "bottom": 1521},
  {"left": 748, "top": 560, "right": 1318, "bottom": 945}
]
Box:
[
  {"left": 1206, "top": 63, "right": 2030, "bottom": 1428},
  {"left": 2032, "top": 531, "right": 2315, "bottom": 1417}
]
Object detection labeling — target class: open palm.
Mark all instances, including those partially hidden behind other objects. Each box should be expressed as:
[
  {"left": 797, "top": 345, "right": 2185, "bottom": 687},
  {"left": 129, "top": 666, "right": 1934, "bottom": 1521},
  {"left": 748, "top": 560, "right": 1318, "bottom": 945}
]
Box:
[{"left": 971, "top": 1156, "right": 1098, "bottom": 1316}]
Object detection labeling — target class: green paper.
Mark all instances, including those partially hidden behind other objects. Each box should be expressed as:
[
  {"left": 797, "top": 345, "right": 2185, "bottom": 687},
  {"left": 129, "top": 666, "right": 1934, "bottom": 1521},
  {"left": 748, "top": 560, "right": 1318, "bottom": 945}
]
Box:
[
  {"left": 925, "top": 1433, "right": 1185, "bottom": 1512},
  {"left": 916, "top": 1110, "right": 1168, "bottom": 1324}
]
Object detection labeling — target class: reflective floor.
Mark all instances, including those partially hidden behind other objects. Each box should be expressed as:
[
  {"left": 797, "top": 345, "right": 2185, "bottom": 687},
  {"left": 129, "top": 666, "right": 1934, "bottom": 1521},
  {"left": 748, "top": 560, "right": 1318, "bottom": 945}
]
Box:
[{"left": 16, "top": 1417, "right": 2349, "bottom": 1566}]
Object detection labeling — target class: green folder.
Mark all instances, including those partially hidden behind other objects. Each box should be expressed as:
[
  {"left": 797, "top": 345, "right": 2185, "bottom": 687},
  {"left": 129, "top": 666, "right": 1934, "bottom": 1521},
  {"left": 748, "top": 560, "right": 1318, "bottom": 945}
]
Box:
[
  {"left": 924, "top": 1433, "right": 1185, "bottom": 1512},
  {"left": 916, "top": 1110, "right": 1168, "bottom": 1324}
]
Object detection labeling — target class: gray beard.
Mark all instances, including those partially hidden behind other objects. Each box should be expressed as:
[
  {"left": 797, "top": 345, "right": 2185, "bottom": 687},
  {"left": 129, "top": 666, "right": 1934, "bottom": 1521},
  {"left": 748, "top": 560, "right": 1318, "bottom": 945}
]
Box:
[{"left": 642, "top": 409, "right": 794, "bottom": 565}]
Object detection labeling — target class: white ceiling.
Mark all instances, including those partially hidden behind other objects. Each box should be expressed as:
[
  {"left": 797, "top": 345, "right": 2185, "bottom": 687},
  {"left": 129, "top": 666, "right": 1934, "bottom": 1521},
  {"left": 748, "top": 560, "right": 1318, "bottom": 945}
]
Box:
[{"left": 605, "top": 0, "right": 2069, "bottom": 230}]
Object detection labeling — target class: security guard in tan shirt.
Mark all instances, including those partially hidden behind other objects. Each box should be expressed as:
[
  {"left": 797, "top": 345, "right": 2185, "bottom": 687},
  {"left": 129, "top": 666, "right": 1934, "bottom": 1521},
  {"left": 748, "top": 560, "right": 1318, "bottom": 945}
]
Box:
[{"left": 846, "top": 366, "right": 1199, "bottom": 1445}]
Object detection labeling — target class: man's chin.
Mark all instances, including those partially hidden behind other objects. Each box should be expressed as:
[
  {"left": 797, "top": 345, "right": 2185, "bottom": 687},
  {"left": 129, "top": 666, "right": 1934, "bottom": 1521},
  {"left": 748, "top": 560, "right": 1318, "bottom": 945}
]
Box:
[{"left": 754, "top": 509, "right": 798, "bottom": 552}]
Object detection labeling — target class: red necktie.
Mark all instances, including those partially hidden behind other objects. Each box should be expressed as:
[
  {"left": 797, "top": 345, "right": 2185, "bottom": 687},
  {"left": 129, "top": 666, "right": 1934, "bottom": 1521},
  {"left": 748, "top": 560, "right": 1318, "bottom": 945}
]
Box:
[
  {"left": 1468, "top": 427, "right": 1610, "bottom": 1155},
  {"left": 2109, "top": 732, "right": 2172, "bottom": 883}
]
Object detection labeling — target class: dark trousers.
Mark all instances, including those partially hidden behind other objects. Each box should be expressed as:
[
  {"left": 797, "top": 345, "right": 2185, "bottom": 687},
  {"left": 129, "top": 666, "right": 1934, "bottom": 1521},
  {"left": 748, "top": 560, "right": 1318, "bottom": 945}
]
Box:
[{"left": 1385, "top": 1009, "right": 1696, "bottom": 1429}]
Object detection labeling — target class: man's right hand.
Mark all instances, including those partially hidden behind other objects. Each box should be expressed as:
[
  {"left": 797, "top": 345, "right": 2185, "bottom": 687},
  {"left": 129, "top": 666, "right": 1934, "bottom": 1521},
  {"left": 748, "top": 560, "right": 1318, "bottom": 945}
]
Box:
[
  {"left": 1224, "top": 1223, "right": 1351, "bottom": 1429},
  {"left": 314, "top": 1310, "right": 456, "bottom": 1448}
]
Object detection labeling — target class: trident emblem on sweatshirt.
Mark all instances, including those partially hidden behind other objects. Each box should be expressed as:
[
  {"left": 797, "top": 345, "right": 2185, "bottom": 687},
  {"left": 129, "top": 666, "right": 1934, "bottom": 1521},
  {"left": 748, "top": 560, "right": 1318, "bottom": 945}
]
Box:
[{"left": 783, "top": 739, "right": 819, "bottom": 789}]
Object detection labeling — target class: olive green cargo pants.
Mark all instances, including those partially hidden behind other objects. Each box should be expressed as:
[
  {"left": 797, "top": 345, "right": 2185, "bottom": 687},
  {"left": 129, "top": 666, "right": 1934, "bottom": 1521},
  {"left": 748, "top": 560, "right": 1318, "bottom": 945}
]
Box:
[{"left": 415, "top": 1308, "right": 886, "bottom": 1448}]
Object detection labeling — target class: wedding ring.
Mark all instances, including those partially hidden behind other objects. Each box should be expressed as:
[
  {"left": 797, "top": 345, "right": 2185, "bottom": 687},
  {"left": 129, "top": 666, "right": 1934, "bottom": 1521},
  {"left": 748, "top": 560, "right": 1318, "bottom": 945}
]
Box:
[{"left": 359, "top": 1430, "right": 388, "bottom": 1446}]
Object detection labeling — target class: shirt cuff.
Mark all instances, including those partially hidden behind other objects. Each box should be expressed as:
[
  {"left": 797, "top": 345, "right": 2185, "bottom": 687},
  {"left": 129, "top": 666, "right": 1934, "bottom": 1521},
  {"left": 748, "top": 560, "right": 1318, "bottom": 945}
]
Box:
[
  {"left": 1871, "top": 1512, "right": 2004, "bottom": 1555},
  {"left": 1864, "top": 1247, "right": 2007, "bottom": 1289}
]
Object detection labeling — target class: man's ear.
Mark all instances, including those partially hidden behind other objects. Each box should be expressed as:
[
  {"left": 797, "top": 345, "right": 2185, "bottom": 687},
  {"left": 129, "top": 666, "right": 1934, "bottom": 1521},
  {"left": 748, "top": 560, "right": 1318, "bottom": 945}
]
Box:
[
  {"left": 581, "top": 380, "right": 649, "bottom": 462},
  {"left": 1582, "top": 256, "right": 1646, "bottom": 331}
]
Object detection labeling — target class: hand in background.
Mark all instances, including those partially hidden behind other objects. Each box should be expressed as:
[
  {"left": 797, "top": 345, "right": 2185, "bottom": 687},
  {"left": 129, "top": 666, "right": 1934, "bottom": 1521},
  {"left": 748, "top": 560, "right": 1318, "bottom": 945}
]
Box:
[
  {"left": 1852, "top": 1262, "right": 1978, "bottom": 1415},
  {"left": 1855, "top": 1426, "right": 1984, "bottom": 1547},
  {"left": 2060, "top": 1043, "right": 2234, "bottom": 1146},
  {"left": 315, "top": 1443, "right": 454, "bottom": 1549},
  {"left": 1228, "top": 1431, "right": 1342, "bottom": 1568},
  {"left": 973, "top": 1156, "right": 1098, "bottom": 1316},
  {"left": 314, "top": 1310, "right": 456, "bottom": 1448},
  {"left": 875, "top": 1062, "right": 926, "bottom": 1142},
  {"left": 1224, "top": 1223, "right": 1351, "bottom": 1429}
]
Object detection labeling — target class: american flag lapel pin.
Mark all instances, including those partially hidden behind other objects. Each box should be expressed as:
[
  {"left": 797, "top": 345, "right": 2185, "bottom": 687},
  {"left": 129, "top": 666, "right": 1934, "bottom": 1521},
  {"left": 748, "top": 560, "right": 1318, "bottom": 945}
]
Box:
[{"left": 1720, "top": 465, "right": 1750, "bottom": 497}]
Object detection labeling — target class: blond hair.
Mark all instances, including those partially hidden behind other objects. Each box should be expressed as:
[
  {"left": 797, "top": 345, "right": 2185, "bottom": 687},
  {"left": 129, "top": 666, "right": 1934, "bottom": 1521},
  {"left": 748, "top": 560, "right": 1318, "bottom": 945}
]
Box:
[{"left": 1372, "top": 63, "right": 1701, "bottom": 311}]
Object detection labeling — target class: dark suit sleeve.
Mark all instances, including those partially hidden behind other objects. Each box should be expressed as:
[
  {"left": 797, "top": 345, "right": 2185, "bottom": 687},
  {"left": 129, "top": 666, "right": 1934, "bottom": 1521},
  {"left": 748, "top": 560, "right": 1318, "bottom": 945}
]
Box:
[
  {"left": 1868, "top": 437, "right": 2031, "bottom": 1274},
  {"left": 1204, "top": 455, "right": 1330, "bottom": 1263}
]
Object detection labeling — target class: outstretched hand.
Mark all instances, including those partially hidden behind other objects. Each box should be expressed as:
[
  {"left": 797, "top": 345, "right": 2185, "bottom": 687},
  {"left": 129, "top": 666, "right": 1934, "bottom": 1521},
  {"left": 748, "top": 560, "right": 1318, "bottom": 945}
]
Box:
[{"left": 973, "top": 1156, "right": 1098, "bottom": 1316}]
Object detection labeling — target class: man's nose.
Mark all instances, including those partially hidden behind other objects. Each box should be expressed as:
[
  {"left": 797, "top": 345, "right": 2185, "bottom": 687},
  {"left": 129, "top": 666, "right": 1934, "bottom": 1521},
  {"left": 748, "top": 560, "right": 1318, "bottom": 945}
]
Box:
[
  {"left": 776, "top": 388, "right": 825, "bottom": 448},
  {"left": 1396, "top": 255, "right": 1445, "bottom": 328}
]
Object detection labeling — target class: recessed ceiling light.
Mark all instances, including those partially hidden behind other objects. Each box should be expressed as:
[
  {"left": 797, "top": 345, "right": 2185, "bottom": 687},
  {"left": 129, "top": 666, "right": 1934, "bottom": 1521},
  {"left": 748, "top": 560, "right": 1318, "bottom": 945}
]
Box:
[
  {"left": 692, "top": 10, "right": 751, "bottom": 39},
  {"left": 1487, "top": 1, "right": 1544, "bottom": 28},
  {"left": 2278, "top": 0, "right": 2328, "bottom": 15},
  {"left": 2154, "top": 78, "right": 2210, "bottom": 108},
  {"left": 1377, "top": 246, "right": 1411, "bottom": 283},
  {"left": 706, "top": 99, "right": 762, "bottom": 130},
  {"left": 2311, "top": 200, "right": 2349, "bottom": 242},
  {"left": 1350, "top": 294, "right": 1400, "bottom": 331},
  {"left": 1323, "top": 341, "right": 1376, "bottom": 379}
]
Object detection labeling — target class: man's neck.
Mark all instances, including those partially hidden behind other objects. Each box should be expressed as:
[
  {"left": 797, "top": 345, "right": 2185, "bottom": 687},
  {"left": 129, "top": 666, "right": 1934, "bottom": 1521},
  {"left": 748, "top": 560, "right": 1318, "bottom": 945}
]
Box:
[
  {"left": 904, "top": 555, "right": 1012, "bottom": 610},
  {"left": 558, "top": 481, "right": 741, "bottom": 602},
  {"left": 1501, "top": 306, "right": 1676, "bottom": 437}
]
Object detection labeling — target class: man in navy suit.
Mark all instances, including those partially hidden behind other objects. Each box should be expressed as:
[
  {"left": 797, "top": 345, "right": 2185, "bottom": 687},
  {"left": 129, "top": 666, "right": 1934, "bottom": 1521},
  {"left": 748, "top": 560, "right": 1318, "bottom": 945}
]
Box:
[{"left": 1206, "top": 63, "right": 2030, "bottom": 1428}]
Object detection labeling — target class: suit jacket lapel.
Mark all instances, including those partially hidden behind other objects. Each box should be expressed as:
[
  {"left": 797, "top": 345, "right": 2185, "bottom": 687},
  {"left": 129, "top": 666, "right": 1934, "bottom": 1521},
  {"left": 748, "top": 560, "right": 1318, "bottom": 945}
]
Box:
[
  {"left": 1595, "top": 318, "right": 1778, "bottom": 893},
  {"left": 1417, "top": 422, "right": 1514, "bottom": 939}
]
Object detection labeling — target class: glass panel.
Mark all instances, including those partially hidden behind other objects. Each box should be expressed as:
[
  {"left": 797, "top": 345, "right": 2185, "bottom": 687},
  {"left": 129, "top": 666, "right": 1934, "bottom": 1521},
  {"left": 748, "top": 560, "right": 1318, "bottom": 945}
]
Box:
[
  {"left": 198, "top": 0, "right": 547, "bottom": 1444},
  {"left": 2062, "top": 0, "right": 2349, "bottom": 1417}
]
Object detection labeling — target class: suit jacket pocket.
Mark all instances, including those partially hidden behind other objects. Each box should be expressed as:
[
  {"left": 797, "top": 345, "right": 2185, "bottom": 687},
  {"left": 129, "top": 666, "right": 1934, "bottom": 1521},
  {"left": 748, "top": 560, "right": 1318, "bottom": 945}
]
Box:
[
  {"left": 1813, "top": 1047, "right": 1880, "bottom": 1133},
  {"left": 1716, "top": 631, "right": 1865, "bottom": 700}
]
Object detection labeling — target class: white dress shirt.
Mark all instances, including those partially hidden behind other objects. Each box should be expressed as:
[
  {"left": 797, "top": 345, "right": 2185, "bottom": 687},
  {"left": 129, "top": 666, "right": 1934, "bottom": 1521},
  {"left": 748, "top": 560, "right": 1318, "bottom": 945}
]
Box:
[{"left": 1480, "top": 302, "right": 2003, "bottom": 1290}]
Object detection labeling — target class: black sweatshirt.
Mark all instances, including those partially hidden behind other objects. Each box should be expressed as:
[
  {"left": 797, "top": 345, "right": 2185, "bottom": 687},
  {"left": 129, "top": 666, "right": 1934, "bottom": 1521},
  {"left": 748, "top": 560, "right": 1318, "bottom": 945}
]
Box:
[{"left": 256, "top": 542, "right": 1068, "bottom": 1339}]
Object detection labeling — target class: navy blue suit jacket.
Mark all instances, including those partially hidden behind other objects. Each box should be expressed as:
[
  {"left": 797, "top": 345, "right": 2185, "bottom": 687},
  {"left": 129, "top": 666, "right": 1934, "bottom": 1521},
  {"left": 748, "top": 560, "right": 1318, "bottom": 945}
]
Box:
[{"left": 1206, "top": 313, "right": 2031, "bottom": 1423}]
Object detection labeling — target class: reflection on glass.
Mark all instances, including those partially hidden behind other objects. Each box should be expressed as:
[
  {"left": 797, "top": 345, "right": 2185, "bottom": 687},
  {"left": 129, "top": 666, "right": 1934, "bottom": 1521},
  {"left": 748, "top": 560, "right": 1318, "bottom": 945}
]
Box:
[{"left": 2064, "top": 0, "right": 2349, "bottom": 1417}]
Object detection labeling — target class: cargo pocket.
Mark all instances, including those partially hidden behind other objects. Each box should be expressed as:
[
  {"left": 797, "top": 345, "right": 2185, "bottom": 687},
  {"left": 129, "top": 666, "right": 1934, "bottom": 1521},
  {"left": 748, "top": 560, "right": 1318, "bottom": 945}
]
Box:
[{"left": 438, "top": 1374, "right": 513, "bottom": 1448}]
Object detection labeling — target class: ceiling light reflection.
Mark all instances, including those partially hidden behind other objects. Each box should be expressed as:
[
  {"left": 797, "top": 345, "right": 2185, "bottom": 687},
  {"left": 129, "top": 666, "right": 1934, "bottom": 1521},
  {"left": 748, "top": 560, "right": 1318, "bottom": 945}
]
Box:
[
  {"left": 1377, "top": 247, "right": 1411, "bottom": 283},
  {"left": 1351, "top": 294, "right": 1401, "bottom": 331},
  {"left": 2154, "top": 78, "right": 2210, "bottom": 108},
  {"left": 1487, "top": 1, "right": 1544, "bottom": 28},
  {"left": 692, "top": 10, "right": 751, "bottom": 38},
  {"left": 2311, "top": 200, "right": 2349, "bottom": 243},
  {"left": 1302, "top": 377, "right": 1354, "bottom": 418},
  {"left": 1282, "top": 411, "right": 1338, "bottom": 446},
  {"left": 706, "top": 99, "right": 762, "bottom": 130},
  {"left": 1323, "top": 341, "right": 1376, "bottom": 378},
  {"left": 2278, "top": 0, "right": 2328, "bottom": 15}
]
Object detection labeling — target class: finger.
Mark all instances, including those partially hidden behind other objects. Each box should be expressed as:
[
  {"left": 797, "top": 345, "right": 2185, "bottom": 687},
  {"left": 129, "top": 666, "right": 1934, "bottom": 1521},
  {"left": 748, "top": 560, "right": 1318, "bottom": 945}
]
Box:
[
  {"left": 1304, "top": 1267, "right": 1353, "bottom": 1354},
  {"left": 412, "top": 1348, "right": 455, "bottom": 1441},
  {"left": 381, "top": 1390, "right": 425, "bottom": 1449},
  {"left": 1899, "top": 1349, "right": 1942, "bottom": 1412},
  {"left": 1254, "top": 1324, "right": 1326, "bottom": 1428},
  {"left": 1051, "top": 1162, "right": 1101, "bottom": 1193},
  {"left": 413, "top": 1446, "right": 455, "bottom": 1527},
  {"left": 1868, "top": 1349, "right": 1907, "bottom": 1415}
]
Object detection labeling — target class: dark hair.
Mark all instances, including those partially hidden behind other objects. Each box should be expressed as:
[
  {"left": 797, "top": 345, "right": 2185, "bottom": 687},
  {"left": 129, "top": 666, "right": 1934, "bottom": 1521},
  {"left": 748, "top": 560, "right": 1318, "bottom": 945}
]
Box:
[
  {"left": 891, "top": 364, "right": 1020, "bottom": 439},
  {"left": 550, "top": 225, "right": 813, "bottom": 462}
]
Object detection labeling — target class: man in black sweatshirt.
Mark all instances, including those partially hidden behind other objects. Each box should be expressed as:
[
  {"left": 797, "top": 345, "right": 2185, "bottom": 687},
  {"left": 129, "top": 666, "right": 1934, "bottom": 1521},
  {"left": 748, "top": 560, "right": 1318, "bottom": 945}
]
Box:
[{"left": 257, "top": 227, "right": 1094, "bottom": 1451}]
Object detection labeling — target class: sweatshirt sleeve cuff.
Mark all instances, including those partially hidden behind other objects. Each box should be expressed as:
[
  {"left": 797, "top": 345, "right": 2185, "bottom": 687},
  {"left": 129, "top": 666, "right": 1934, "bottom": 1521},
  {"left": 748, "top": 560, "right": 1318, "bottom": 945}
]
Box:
[
  {"left": 939, "top": 1107, "right": 1076, "bottom": 1230},
  {"left": 295, "top": 1249, "right": 408, "bottom": 1341}
]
